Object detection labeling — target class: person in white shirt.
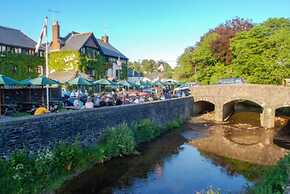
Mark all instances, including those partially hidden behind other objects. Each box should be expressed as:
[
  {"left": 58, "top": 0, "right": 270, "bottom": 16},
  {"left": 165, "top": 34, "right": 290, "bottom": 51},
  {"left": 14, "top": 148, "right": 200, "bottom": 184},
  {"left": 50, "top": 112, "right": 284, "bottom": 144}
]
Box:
[
  {"left": 70, "top": 90, "right": 76, "bottom": 98},
  {"left": 134, "top": 98, "right": 139, "bottom": 104},
  {"left": 94, "top": 96, "right": 100, "bottom": 107},
  {"left": 85, "top": 97, "right": 94, "bottom": 109},
  {"left": 73, "top": 97, "right": 84, "bottom": 109}
]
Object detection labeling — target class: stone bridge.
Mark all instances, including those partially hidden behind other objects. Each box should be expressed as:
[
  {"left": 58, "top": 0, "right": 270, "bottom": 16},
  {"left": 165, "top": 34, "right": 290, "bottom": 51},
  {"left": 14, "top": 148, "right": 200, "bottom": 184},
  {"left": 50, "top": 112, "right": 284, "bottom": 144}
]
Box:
[{"left": 191, "top": 84, "right": 290, "bottom": 128}]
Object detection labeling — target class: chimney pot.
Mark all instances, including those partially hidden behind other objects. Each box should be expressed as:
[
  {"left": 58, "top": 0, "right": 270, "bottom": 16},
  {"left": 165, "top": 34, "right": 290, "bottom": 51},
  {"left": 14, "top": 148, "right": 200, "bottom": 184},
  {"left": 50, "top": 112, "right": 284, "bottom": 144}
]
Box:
[{"left": 101, "top": 35, "right": 109, "bottom": 44}]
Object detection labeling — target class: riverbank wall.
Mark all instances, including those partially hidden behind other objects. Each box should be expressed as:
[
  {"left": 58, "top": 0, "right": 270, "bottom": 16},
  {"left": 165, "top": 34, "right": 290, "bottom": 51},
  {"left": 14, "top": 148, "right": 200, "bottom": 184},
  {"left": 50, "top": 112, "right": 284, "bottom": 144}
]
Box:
[{"left": 0, "top": 96, "right": 193, "bottom": 157}]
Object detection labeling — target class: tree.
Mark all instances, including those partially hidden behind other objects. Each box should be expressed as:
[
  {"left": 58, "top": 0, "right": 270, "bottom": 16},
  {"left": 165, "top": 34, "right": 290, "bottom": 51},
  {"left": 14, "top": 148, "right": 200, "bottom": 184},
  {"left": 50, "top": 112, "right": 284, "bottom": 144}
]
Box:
[
  {"left": 174, "top": 33, "right": 218, "bottom": 82},
  {"left": 211, "top": 17, "right": 253, "bottom": 64},
  {"left": 231, "top": 18, "right": 290, "bottom": 84},
  {"left": 129, "top": 59, "right": 174, "bottom": 79}
]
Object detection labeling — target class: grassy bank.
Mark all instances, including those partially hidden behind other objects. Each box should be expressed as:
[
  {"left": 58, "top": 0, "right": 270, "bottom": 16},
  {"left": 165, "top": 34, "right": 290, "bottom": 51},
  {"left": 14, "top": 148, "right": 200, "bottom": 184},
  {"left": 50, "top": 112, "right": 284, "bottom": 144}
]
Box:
[
  {"left": 250, "top": 154, "right": 290, "bottom": 194},
  {"left": 0, "top": 118, "right": 184, "bottom": 194}
]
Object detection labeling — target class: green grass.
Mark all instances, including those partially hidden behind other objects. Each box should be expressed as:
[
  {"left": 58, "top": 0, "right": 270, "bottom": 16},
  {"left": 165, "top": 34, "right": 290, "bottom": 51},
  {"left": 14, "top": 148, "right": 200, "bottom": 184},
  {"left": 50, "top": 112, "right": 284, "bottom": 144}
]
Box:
[
  {"left": 0, "top": 118, "right": 184, "bottom": 194},
  {"left": 250, "top": 154, "right": 290, "bottom": 194}
]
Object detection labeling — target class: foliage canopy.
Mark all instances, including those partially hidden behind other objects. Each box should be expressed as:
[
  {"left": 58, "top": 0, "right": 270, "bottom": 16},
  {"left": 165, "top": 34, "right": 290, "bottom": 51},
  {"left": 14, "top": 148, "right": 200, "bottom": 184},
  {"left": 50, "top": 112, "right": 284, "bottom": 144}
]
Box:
[{"left": 174, "top": 17, "right": 290, "bottom": 85}]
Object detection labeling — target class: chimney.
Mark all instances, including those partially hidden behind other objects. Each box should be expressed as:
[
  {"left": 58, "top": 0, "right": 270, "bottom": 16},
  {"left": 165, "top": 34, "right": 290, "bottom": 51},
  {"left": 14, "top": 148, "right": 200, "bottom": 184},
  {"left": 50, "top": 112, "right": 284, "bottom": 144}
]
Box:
[
  {"left": 51, "top": 21, "right": 61, "bottom": 50},
  {"left": 101, "top": 35, "right": 109, "bottom": 44}
]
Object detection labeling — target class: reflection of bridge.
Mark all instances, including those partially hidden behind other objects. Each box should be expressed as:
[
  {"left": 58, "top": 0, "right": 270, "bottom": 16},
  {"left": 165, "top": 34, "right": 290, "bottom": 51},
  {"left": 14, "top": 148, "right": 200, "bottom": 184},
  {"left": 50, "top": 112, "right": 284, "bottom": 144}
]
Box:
[
  {"left": 190, "top": 124, "right": 288, "bottom": 165},
  {"left": 191, "top": 84, "right": 290, "bottom": 128}
]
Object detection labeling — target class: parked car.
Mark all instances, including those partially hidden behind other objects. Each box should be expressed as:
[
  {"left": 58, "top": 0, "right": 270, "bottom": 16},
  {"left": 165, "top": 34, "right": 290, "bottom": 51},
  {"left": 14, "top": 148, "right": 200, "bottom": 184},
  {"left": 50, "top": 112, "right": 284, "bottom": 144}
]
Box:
[{"left": 218, "top": 78, "right": 245, "bottom": 85}]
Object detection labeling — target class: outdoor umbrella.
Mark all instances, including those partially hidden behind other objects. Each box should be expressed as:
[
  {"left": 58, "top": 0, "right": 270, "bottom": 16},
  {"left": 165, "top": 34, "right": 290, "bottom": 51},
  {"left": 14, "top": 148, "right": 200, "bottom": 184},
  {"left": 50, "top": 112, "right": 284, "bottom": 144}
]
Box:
[
  {"left": 24, "top": 76, "right": 60, "bottom": 106},
  {"left": 66, "top": 76, "right": 92, "bottom": 86},
  {"left": 94, "top": 79, "right": 111, "bottom": 85},
  {"left": 27, "top": 76, "right": 59, "bottom": 86},
  {"left": 94, "top": 79, "right": 112, "bottom": 92},
  {"left": 0, "top": 74, "right": 21, "bottom": 115},
  {"left": 128, "top": 81, "right": 140, "bottom": 89},
  {"left": 117, "top": 80, "right": 131, "bottom": 88},
  {"left": 142, "top": 81, "right": 153, "bottom": 88},
  {"left": 154, "top": 81, "right": 165, "bottom": 87}
]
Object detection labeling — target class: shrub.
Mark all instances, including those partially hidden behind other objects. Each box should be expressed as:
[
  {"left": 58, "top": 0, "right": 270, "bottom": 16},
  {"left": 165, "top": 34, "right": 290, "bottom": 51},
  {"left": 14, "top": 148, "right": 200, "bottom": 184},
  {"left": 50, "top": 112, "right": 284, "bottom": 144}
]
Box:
[
  {"left": 132, "top": 119, "right": 161, "bottom": 144},
  {"left": 0, "top": 118, "right": 184, "bottom": 194},
  {"left": 51, "top": 141, "right": 85, "bottom": 173},
  {"left": 251, "top": 154, "right": 290, "bottom": 194},
  {"left": 166, "top": 117, "right": 184, "bottom": 130},
  {"left": 100, "top": 123, "right": 136, "bottom": 158}
]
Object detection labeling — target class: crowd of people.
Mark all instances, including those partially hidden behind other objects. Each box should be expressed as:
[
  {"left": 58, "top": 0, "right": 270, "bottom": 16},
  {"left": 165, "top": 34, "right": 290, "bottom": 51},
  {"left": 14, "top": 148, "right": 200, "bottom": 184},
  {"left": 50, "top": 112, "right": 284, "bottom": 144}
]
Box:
[{"left": 32, "top": 85, "right": 190, "bottom": 116}]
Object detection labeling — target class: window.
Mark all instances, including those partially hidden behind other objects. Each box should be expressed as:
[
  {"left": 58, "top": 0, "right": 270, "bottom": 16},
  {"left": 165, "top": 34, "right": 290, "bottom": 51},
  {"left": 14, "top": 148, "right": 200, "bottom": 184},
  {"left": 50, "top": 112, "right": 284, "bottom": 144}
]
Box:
[
  {"left": 80, "top": 47, "right": 86, "bottom": 55},
  {"left": 0, "top": 45, "right": 6, "bottom": 52},
  {"left": 22, "top": 48, "right": 29, "bottom": 55},
  {"left": 15, "top": 48, "right": 21, "bottom": 54},
  {"left": 6, "top": 46, "right": 11, "bottom": 52},
  {"left": 36, "top": 66, "right": 43, "bottom": 75}
]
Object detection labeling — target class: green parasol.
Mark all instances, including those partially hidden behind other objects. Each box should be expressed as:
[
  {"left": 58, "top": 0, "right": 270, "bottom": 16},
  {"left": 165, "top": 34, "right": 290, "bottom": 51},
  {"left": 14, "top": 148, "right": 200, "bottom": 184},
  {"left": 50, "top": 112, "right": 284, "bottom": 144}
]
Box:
[
  {"left": 0, "top": 74, "right": 21, "bottom": 86},
  {"left": 117, "top": 80, "right": 131, "bottom": 88},
  {"left": 26, "top": 76, "right": 59, "bottom": 86},
  {"left": 94, "top": 79, "right": 112, "bottom": 85},
  {"left": 66, "top": 76, "right": 92, "bottom": 86}
]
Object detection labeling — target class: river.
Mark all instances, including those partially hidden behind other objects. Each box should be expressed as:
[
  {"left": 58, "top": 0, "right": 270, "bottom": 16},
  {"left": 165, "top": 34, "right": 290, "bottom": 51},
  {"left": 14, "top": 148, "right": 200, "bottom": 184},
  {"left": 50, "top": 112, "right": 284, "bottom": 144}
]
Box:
[{"left": 57, "top": 112, "right": 289, "bottom": 194}]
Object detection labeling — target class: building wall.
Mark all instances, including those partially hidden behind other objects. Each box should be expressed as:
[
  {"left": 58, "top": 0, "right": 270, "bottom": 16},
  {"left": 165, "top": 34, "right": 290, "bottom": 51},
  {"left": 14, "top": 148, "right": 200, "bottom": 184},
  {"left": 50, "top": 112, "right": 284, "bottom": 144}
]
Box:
[
  {"left": 0, "top": 53, "right": 44, "bottom": 80},
  {"left": 0, "top": 97, "right": 193, "bottom": 157}
]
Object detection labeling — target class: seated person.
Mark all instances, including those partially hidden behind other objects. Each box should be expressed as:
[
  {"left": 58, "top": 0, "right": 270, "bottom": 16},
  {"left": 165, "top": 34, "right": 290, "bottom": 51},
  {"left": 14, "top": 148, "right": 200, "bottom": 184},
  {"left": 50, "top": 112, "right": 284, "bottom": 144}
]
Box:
[
  {"left": 94, "top": 96, "right": 101, "bottom": 107},
  {"left": 85, "top": 97, "right": 94, "bottom": 109},
  {"left": 70, "top": 90, "right": 76, "bottom": 98},
  {"left": 73, "top": 97, "right": 84, "bottom": 109},
  {"left": 116, "top": 97, "right": 123, "bottom": 105},
  {"left": 34, "top": 104, "right": 49, "bottom": 116}
]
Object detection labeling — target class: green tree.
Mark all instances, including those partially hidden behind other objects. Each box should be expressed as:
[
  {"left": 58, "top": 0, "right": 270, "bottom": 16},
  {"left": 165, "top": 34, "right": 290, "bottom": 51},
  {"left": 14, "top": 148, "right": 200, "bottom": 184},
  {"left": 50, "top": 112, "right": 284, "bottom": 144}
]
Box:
[
  {"left": 231, "top": 18, "right": 290, "bottom": 84},
  {"left": 175, "top": 32, "right": 218, "bottom": 82}
]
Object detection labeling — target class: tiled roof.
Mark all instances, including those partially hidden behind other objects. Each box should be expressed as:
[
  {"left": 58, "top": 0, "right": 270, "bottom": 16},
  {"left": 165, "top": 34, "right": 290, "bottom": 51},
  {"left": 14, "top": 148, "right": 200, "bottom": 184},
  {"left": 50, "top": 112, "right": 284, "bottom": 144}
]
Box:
[
  {"left": 0, "top": 25, "right": 37, "bottom": 49},
  {"left": 58, "top": 31, "right": 128, "bottom": 60},
  {"left": 61, "top": 32, "right": 91, "bottom": 51},
  {"left": 97, "top": 39, "right": 128, "bottom": 60}
]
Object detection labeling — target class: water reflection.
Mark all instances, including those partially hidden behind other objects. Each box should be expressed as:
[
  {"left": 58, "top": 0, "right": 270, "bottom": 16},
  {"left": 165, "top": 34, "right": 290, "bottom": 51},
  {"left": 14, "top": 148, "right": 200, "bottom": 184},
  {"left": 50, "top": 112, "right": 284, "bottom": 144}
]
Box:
[
  {"left": 190, "top": 113, "right": 288, "bottom": 165},
  {"left": 57, "top": 113, "right": 288, "bottom": 194}
]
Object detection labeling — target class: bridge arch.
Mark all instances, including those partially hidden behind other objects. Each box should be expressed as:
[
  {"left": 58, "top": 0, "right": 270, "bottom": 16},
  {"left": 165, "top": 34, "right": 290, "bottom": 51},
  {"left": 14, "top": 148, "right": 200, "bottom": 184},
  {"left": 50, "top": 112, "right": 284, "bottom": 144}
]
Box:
[
  {"left": 221, "top": 99, "right": 264, "bottom": 124},
  {"left": 222, "top": 98, "right": 265, "bottom": 109},
  {"left": 193, "top": 100, "right": 215, "bottom": 115}
]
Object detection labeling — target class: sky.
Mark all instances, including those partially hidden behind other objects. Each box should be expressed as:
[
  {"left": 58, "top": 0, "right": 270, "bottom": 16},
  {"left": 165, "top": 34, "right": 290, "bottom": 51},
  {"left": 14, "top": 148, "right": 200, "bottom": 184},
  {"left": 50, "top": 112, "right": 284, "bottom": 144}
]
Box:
[{"left": 1, "top": 0, "right": 290, "bottom": 66}]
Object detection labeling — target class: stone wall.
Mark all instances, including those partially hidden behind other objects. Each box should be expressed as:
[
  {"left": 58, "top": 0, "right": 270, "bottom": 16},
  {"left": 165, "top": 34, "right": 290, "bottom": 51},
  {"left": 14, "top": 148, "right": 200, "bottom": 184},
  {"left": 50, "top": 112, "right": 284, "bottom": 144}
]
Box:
[{"left": 0, "top": 97, "right": 193, "bottom": 157}]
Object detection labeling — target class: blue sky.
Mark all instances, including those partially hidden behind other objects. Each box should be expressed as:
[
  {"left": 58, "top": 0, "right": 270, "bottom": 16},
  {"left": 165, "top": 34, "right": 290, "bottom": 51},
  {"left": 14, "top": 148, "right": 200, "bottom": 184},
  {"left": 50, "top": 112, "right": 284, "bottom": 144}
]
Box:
[{"left": 1, "top": 0, "right": 290, "bottom": 66}]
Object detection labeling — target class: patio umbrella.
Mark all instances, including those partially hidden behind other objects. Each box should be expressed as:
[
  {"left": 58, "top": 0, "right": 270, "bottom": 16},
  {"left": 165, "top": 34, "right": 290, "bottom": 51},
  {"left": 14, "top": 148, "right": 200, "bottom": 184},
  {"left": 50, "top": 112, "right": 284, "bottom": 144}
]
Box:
[
  {"left": 20, "top": 79, "right": 32, "bottom": 86},
  {"left": 142, "top": 81, "right": 153, "bottom": 88},
  {"left": 66, "top": 76, "right": 92, "bottom": 86},
  {"left": 0, "top": 75, "right": 21, "bottom": 115},
  {"left": 154, "top": 81, "right": 165, "bottom": 87},
  {"left": 94, "top": 79, "right": 112, "bottom": 92},
  {"left": 117, "top": 80, "right": 131, "bottom": 88},
  {"left": 25, "top": 76, "right": 60, "bottom": 106},
  {"left": 28, "top": 76, "right": 59, "bottom": 86},
  {"left": 94, "top": 79, "right": 111, "bottom": 85}
]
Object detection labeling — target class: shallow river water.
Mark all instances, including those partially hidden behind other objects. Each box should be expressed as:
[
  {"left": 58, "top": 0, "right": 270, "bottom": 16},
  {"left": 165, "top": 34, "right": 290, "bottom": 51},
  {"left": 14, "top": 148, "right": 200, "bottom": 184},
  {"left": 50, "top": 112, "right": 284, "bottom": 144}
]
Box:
[{"left": 57, "top": 113, "right": 288, "bottom": 194}]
